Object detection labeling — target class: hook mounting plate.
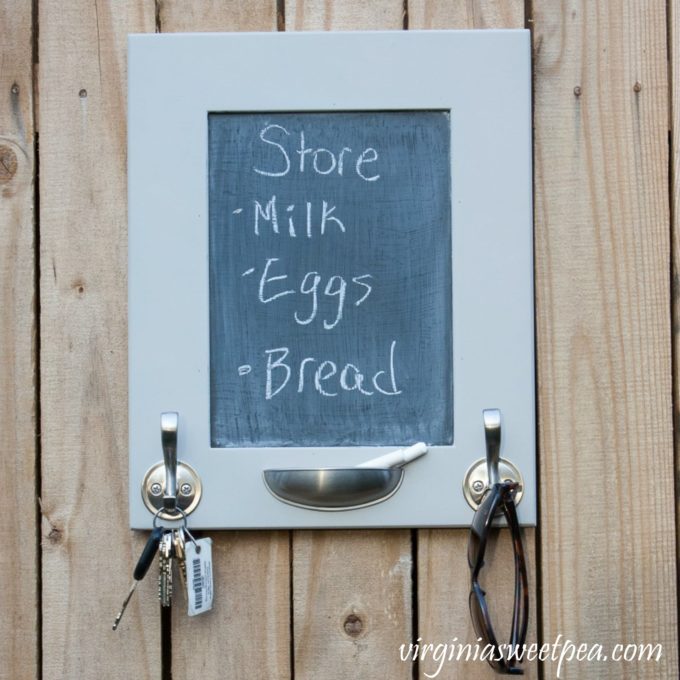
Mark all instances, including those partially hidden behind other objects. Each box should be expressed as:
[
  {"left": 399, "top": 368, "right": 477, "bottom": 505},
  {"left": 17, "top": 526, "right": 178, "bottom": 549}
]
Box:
[
  {"left": 462, "top": 457, "right": 525, "bottom": 511},
  {"left": 142, "top": 461, "right": 203, "bottom": 520}
]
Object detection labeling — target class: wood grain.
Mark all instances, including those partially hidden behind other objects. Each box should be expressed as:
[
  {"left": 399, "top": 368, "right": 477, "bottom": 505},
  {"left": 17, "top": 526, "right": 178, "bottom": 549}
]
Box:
[
  {"left": 157, "top": 4, "right": 293, "bottom": 679},
  {"left": 38, "top": 2, "right": 160, "bottom": 678},
  {"left": 284, "top": 4, "right": 413, "bottom": 679},
  {"left": 407, "top": 4, "right": 535, "bottom": 679},
  {"left": 157, "top": 0, "right": 277, "bottom": 32},
  {"left": 0, "top": 3, "right": 37, "bottom": 679},
  {"left": 534, "top": 1, "right": 677, "bottom": 678},
  {"left": 408, "top": 0, "right": 523, "bottom": 29},
  {"left": 172, "top": 532, "right": 291, "bottom": 678},
  {"left": 286, "top": 0, "right": 403, "bottom": 30},
  {"left": 293, "top": 531, "right": 412, "bottom": 680}
]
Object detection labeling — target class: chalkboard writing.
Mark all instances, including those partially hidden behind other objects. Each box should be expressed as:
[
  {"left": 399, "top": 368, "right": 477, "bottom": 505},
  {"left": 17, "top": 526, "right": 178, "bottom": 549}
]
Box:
[{"left": 209, "top": 111, "right": 453, "bottom": 447}]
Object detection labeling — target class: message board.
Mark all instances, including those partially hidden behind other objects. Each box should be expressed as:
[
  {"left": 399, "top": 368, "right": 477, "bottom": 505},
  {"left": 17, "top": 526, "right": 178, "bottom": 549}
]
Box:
[
  {"left": 208, "top": 111, "right": 453, "bottom": 447},
  {"left": 129, "top": 30, "right": 536, "bottom": 528}
]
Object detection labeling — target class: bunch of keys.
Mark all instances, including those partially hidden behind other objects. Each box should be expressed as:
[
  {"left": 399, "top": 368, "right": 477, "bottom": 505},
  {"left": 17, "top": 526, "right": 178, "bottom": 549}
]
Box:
[{"left": 113, "top": 509, "right": 213, "bottom": 630}]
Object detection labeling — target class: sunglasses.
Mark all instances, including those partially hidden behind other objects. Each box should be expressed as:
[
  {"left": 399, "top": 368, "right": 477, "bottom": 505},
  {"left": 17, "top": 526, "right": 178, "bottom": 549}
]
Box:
[{"left": 468, "top": 480, "right": 529, "bottom": 674}]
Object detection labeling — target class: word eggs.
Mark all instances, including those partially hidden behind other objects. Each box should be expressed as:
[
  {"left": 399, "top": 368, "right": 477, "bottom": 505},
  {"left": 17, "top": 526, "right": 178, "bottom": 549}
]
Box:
[{"left": 208, "top": 111, "right": 454, "bottom": 447}]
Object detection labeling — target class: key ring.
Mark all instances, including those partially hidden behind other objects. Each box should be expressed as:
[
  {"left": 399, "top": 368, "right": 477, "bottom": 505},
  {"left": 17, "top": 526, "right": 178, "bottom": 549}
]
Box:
[
  {"left": 152, "top": 505, "right": 186, "bottom": 527},
  {"left": 152, "top": 506, "right": 201, "bottom": 553}
]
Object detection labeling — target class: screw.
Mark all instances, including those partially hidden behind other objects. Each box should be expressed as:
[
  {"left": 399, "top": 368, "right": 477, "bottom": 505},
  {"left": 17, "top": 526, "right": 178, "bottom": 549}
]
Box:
[
  {"left": 180, "top": 483, "right": 192, "bottom": 496},
  {"left": 149, "top": 482, "right": 162, "bottom": 496},
  {"left": 472, "top": 480, "right": 485, "bottom": 493}
]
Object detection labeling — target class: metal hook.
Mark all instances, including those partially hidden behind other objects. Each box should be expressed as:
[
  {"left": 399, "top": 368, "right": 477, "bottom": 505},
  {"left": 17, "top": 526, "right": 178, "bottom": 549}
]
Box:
[
  {"left": 160, "top": 412, "right": 179, "bottom": 511},
  {"left": 142, "top": 411, "right": 202, "bottom": 519},
  {"left": 462, "top": 408, "right": 524, "bottom": 511},
  {"left": 483, "top": 408, "right": 501, "bottom": 487}
]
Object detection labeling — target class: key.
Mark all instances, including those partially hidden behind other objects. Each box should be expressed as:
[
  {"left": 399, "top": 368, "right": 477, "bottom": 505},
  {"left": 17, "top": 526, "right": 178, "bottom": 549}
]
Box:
[
  {"left": 113, "top": 526, "right": 164, "bottom": 630},
  {"left": 158, "top": 531, "right": 174, "bottom": 607},
  {"left": 173, "top": 528, "right": 187, "bottom": 597},
  {"left": 158, "top": 531, "right": 173, "bottom": 607}
]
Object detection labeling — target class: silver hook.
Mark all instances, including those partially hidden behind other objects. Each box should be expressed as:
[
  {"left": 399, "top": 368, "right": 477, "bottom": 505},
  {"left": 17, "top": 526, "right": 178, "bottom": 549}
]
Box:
[
  {"left": 462, "top": 409, "right": 524, "bottom": 511},
  {"left": 483, "top": 408, "right": 501, "bottom": 487},
  {"left": 160, "top": 412, "right": 179, "bottom": 511}
]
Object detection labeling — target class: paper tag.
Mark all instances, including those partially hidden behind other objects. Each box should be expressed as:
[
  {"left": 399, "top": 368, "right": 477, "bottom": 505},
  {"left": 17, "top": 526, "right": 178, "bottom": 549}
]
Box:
[{"left": 185, "top": 537, "right": 213, "bottom": 616}]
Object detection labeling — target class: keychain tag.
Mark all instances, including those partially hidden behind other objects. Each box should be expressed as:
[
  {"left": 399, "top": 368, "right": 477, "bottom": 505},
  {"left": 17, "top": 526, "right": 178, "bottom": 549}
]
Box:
[{"left": 185, "top": 537, "right": 213, "bottom": 616}]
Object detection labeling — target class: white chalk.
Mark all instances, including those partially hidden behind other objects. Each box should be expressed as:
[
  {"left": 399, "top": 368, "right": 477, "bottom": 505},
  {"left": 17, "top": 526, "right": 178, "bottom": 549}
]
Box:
[{"left": 356, "top": 442, "right": 428, "bottom": 469}]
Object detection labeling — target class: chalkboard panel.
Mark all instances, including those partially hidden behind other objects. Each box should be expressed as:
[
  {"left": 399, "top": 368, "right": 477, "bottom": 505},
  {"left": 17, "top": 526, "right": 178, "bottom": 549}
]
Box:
[{"left": 209, "top": 111, "right": 453, "bottom": 447}]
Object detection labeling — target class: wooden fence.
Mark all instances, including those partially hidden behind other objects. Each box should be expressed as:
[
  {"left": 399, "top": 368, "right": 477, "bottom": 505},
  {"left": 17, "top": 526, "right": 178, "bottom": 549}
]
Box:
[{"left": 1, "top": 1, "right": 678, "bottom": 678}]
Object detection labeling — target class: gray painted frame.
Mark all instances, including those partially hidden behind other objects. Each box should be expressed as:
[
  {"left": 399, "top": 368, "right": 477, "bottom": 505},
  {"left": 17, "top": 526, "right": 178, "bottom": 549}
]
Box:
[{"left": 128, "top": 30, "right": 535, "bottom": 528}]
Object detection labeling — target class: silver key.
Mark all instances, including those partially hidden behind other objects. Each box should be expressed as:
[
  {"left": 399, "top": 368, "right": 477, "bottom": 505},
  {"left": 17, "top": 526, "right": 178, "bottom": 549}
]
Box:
[
  {"left": 173, "top": 528, "right": 188, "bottom": 598},
  {"left": 112, "top": 526, "right": 163, "bottom": 630},
  {"left": 158, "top": 531, "right": 173, "bottom": 607}
]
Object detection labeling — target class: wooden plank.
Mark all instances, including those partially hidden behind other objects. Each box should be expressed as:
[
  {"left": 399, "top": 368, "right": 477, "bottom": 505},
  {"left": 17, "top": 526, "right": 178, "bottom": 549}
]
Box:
[
  {"left": 156, "top": 4, "right": 292, "bottom": 679},
  {"left": 533, "top": 1, "right": 677, "bottom": 678},
  {"left": 286, "top": 0, "right": 403, "bottom": 30},
  {"left": 38, "top": 2, "right": 160, "bottom": 678},
  {"left": 671, "top": 1, "right": 680, "bottom": 661},
  {"left": 293, "top": 531, "right": 412, "bottom": 679},
  {"left": 407, "top": 4, "right": 535, "bottom": 679},
  {"left": 418, "top": 528, "right": 537, "bottom": 679},
  {"left": 286, "top": 4, "right": 412, "bottom": 679},
  {"left": 0, "top": 3, "right": 37, "bottom": 679}
]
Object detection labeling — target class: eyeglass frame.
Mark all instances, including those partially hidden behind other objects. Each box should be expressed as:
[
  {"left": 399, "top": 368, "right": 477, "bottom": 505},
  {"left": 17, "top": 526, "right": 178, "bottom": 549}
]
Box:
[{"left": 468, "top": 479, "right": 529, "bottom": 675}]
